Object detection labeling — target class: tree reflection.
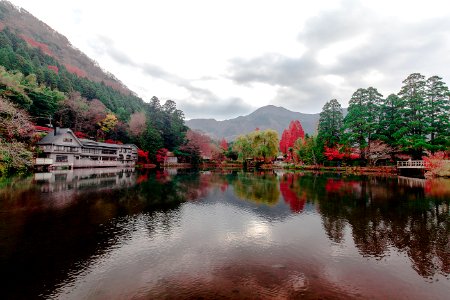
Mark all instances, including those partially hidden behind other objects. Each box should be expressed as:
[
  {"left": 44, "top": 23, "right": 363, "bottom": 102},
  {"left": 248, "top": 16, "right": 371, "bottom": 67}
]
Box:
[
  {"left": 0, "top": 169, "right": 207, "bottom": 299},
  {"left": 296, "top": 174, "right": 450, "bottom": 278},
  {"left": 232, "top": 172, "right": 280, "bottom": 206},
  {"left": 279, "top": 173, "right": 306, "bottom": 213}
]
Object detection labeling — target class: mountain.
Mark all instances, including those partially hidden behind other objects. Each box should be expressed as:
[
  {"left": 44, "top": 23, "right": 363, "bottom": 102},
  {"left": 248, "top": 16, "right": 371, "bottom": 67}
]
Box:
[
  {"left": 0, "top": 1, "right": 130, "bottom": 94},
  {"left": 186, "top": 105, "right": 316, "bottom": 141}
]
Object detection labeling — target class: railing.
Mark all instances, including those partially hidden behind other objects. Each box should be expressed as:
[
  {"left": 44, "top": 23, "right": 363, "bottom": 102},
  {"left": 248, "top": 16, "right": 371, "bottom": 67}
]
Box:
[
  {"left": 397, "top": 160, "right": 425, "bottom": 168},
  {"left": 34, "top": 158, "right": 53, "bottom": 165}
]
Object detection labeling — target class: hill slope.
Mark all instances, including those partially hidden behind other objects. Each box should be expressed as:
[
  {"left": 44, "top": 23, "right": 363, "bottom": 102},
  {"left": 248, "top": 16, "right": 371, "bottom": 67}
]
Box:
[
  {"left": 186, "top": 105, "right": 320, "bottom": 141},
  {"left": 0, "top": 1, "right": 130, "bottom": 94}
]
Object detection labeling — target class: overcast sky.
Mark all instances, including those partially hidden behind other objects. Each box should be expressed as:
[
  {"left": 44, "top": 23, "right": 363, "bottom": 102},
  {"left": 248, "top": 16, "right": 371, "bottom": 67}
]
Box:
[{"left": 9, "top": 0, "right": 450, "bottom": 120}]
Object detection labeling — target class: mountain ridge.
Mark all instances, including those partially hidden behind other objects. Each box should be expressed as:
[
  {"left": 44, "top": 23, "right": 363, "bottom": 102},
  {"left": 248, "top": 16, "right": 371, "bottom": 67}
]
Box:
[{"left": 186, "top": 105, "right": 320, "bottom": 141}]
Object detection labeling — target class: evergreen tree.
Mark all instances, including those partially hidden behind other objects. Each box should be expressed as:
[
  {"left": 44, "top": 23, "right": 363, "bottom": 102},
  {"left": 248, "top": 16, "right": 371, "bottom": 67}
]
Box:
[
  {"left": 317, "top": 99, "right": 343, "bottom": 147},
  {"left": 396, "top": 73, "right": 427, "bottom": 158},
  {"left": 343, "top": 87, "right": 383, "bottom": 160},
  {"left": 424, "top": 75, "right": 450, "bottom": 150},
  {"left": 377, "top": 93, "right": 402, "bottom": 146}
]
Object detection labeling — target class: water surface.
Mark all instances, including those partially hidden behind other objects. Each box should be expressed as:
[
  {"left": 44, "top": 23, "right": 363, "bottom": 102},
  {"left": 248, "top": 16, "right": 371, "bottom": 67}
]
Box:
[{"left": 1, "top": 168, "right": 449, "bottom": 299}]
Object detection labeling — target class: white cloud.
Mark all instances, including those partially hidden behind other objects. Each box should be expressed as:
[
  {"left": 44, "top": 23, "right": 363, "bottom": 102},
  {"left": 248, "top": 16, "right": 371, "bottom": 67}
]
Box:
[{"left": 8, "top": 0, "right": 450, "bottom": 119}]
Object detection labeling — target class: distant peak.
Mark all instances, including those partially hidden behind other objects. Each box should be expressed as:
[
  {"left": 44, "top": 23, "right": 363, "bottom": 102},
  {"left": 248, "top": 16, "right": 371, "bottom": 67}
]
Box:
[{"left": 252, "top": 105, "right": 292, "bottom": 114}]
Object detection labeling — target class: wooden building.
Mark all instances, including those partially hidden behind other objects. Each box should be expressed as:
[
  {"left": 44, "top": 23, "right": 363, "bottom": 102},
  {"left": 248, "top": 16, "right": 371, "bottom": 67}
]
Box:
[{"left": 36, "top": 127, "right": 137, "bottom": 169}]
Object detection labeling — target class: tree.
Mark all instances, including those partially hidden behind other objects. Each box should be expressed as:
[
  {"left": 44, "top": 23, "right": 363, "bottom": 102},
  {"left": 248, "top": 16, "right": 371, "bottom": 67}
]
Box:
[
  {"left": 233, "top": 129, "right": 279, "bottom": 162},
  {"left": 323, "top": 145, "right": 360, "bottom": 162},
  {"left": 279, "top": 120, "right": 305, "bottom": 161},
  {"left": 233, "top": 135, "right": 253, "bottom": 161},
  {"left": 139, "top": 124, "right": 163, "bottom": 162},
  {"left": 0, "top": 97, "right": 33, "bottom": 141},
  {"left": 343, "top": 87, "right": 383, "bottom": 161},
  {"left": 97, "top": 113, "right": 118, "bottom": 135},
  {"left": 159, "top": 99, "right": 187, "bottom": 150},
  {"left": 377, "top": 94, "right": 402, "bottom": 146},
  {"left": 54, "top": 92, "right": 89, "bottom": 131},
  {"left": 396, "top": 73, "right": 427, "bottom": 158},
  {"left": 317, "top": 99, "right": 343, "bottom": 147},
  {"left": 219, "top": 138, "right": 228, "bottom": 151},
  {"left": 365, "top": 140, "right": 394, "bottom": 166},
  {"left": 184, "top": 130, "right": 212, "bottom": 158},
  {"left": 128, "top": 111, "right": 146, "bottom": 137},
  {"left": 424, "top": 76, "right": 450, "bottom": 151},
  {"left": 295, "top": 136, "right": 321, "bottom": 165},
  {"left": 251, "top": 129, "right": 279, "bottom": 161}
]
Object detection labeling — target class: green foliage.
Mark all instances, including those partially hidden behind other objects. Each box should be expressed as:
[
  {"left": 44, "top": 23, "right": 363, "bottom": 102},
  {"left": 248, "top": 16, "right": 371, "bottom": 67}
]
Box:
[
  {"left": 424, "top": 76, "right": 450, "bottom": 151},
  {"left": 232, "top": 172, "right": 280, "bottom": 205},
  {"left": 233, "top": 129, "right": 279, "bottom": 162},
  {"left": 295, "top": 135, "right": 322, "bottom": 165},
  {"left": 0, "top": 28, "right": 188, "bottom": 155},
  {"left": 377, "top": 94, "right": 401, "bottom": 145},
  {"left": 317, "top": 99, "right": 343, "bottom": 147},
  {"left": 330, "top": 73, "right": 450, "bottom": 162},
  {"left": 0, "top": 140, "right": 33, "bottom": 176},
  {"left": 139, "top": 124, "right": 163, "bottom": 162},
  {"left": 0, "top": 27, "right": 144, "bottom": 121},
  {"left": 343, "top": 87, "right": 383, "bottom": 160}
]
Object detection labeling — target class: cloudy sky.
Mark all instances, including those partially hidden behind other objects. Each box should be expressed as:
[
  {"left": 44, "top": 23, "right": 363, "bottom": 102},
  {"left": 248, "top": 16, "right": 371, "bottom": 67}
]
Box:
[{"left": 9, "top": 0, "right": 450, "bottom": 120}]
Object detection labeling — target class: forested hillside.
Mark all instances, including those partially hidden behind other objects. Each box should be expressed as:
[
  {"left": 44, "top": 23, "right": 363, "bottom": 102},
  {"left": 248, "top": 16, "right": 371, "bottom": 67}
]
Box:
[
  {"left": 0, "top": 2, "right": 189, "bottom": 175},
  {"left": 0, "top": 1, "right": 132, "bottom": 94}
]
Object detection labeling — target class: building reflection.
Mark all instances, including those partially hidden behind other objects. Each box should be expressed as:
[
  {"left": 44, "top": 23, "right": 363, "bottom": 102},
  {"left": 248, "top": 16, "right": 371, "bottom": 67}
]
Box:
[{"left": 35, "top": 167, "right": 136, "bottom": 193}]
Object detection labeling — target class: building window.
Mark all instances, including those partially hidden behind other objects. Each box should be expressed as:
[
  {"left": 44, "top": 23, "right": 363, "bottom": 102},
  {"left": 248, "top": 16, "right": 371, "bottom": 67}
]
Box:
[
  {"left": 63, "top": 138, "right": 73, "bottom": 142},
  {"left": 101, "top": 149, "right": 117, "bottom": 155},
  {"left": 55, "top": 155, "right": 68, "bottom": 162}
]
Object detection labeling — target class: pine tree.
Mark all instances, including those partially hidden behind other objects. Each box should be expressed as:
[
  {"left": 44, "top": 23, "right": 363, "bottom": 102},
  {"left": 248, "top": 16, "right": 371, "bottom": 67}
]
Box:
[
  {"left": 396, "top": 73, "right": 428, "bottom": 158},
  {"left": 343, "top": 87, "right": 383, "bottom": 160},
  {"left": 377, "top": 94, "right": 401, "bottom": 146},
  {"left": 317, "top": 99, "right": 343, "bottom": 147},
  {"left": 424, "top": 75, "right": 450, "bottom": 151}
]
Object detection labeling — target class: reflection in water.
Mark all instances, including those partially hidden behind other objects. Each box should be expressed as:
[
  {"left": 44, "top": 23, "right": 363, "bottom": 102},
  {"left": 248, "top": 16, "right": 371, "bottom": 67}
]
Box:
[
  {"left": 0, "top": 170, "right": 449, "bottom": 299},
  {"left": 232, "top": 172, "right": 280, "bottom": 205}
]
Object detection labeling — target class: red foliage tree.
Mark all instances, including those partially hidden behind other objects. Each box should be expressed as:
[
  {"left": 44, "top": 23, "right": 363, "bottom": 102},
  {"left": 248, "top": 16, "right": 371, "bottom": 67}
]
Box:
[
  {"left": 47, "top": 65, "right": 59, "bottom": 73},
  {"left": 156, "top": 148, "right": 169, "bottom": 164},
  {"left": 104, "top": 139, "right": 123, "bottom": 144},
  {"left": 128, "top": 112, "right": 146, "bottom": 137},
  {"left": 324, "top": 145, "right": 360, "bottom": 161},
  {"left": 324, "top": 147, "right": 345, "bottom": 160},
  {"left": 64, "top": 64, "right": 87, "bottom": 77},
  {"left": 138, "top": 149, "right": 150, "bottom": 163},
  {"left": 423, "top": 151, "right": 448, "bottom": 176},
  {"left": 74, "top": 131, "right": 88, "bottom": 139},
  {"left": 220, "top": 138, "right": 228, "bottom": 151},
  {"left": 20, "top": 35, "right": 54, "bottom": 56},
  {"left": 279, "top": 120, "right": 305, "bottom": 160},
  {"left": 186, "top": 130, "right": 212, "bottom": 157}
]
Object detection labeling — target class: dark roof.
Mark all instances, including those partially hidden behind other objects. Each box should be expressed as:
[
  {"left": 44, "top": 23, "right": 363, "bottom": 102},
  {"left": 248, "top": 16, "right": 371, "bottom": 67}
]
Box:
[
  {"left": 37, "top": 128, "right": 82, "bottom": 146},
  {"left": 37, "top": 128, "right": 137, "bottom": 150},
  {"left": 80, "top": 139, "right": 124, "bottom": 149}
]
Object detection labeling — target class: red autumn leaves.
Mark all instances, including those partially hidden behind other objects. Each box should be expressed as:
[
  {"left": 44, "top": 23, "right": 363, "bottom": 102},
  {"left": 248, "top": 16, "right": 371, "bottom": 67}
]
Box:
[{"left": 279, "top": 120, "right": 305, "bottom": 160}]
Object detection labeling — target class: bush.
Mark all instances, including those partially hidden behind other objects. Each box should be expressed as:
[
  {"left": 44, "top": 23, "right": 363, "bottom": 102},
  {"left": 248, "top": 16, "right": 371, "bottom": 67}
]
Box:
[{"left": 0, "top": 140, "right": 33, "bottom": 176}]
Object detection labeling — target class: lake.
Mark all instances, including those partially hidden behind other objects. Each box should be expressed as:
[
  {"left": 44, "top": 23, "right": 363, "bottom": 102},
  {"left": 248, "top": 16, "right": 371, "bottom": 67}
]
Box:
[{"left": 1, "top": 168, "right": 449, "bottom": 299}]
